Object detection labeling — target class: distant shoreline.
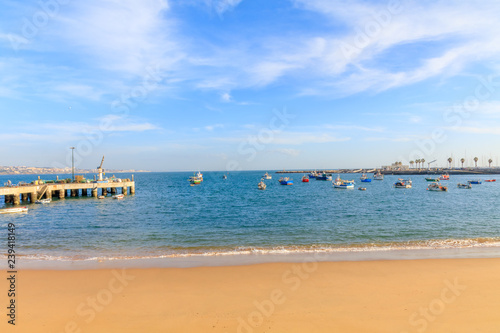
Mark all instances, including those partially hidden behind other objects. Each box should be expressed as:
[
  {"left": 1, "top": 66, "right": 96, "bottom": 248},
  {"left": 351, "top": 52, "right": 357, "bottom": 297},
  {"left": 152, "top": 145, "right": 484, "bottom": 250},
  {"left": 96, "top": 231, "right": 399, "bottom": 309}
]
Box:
[
  {"left": 277, "top": 169, "right": 500, "bottom": 175},
  {"left": 0, "top": 170, "right": 150, "bottom": 176}
]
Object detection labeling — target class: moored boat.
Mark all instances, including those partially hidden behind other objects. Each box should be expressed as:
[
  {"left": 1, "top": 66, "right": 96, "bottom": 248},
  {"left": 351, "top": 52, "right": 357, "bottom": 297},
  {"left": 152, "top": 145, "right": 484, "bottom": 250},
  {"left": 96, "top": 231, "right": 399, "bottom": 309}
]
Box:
[
  {"left": 222, "top": 174, "right": 227, "bottom": 180},
  {"left": 358, "top": 187, "right": 366, "bottom": 191},
  {"left": 98, "top": 195, "right": 105, "bottom": 199},
  {"left": 258, "top": 179, "right": 267, "bottom": 190},
  {"left": 425, "top": 177, "right": 440, "bottom": 182},
  {"left": 195, "top": 171, "right": 203, "bottom": 181},
  {"left": 316, "top": 173, "right": 332, "bottom": 181},
  {"left": 263, "top": 172, "right": 272, "bottom": 180},
  {"left": 112, "top": 194, "right": 124, "bottom": 199},
  {"left": 279, "top": 177, "right": 293, "bottom": 185},
  {"left": 394, "top": 179, "right": 412, "bottom": 188},
  {"left": 439, "top": 173, "right": 450, "bottom": 180},
  {"left": 308, "top": 171, "right": 318, "bottom": 179},
  {"left": 457, "top": 183, "right": 472, "bottom": 189},
  {"left": 35, "top": 198, "right": 52, "bottom": 204},
  {"left": 427, "top": 182, "right": 448, "bottom": 191},
  {"left": 373, "top": 171, "right": 384, "bottom": 180},
  {"left": 485, "top": 179, "right": 496, "bottom": 182},
  {"left": 0, "top": 207, "right": 28, "bottom": 214},
  {"left": 360, "top": 174, "right": 372, "bottom": 182},
  {"left": 333, "top": 175, "right": 355, "bottom": 189},
  {"left": 302, "top": 175, "right": 309, "bottom": 183},
  {"left": 468, "top": 180, "right": 482, "bottom": 185}
]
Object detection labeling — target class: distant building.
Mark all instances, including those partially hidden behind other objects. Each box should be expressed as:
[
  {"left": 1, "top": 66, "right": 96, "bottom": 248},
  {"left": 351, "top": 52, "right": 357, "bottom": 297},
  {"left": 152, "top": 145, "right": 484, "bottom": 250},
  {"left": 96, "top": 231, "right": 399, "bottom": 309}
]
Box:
[{"left": 381, "top": 162, "right": 409, "bottom": 171}]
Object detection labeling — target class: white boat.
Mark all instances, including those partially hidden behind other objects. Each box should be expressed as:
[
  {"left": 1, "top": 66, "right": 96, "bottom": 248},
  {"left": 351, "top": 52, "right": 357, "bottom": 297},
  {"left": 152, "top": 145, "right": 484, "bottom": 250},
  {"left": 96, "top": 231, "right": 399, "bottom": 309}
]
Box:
[
  {"left": 0, "top": 207, "right": 28, "bottom": 214},
  {"left": 373, "top": 171, "right": 384, "bottom": 180},
  {"left": 394, "top": 179, "right": 412, "bottom": 189},
  {"left": 258, "top": 179, "right": 267, "bottom": 190},
  {"left": 457, "top": 183, "right": 472, "bottom": 189},
  {"left": 333, "top": 175, "right": 355, "bottom": 189},
  {"left": 35, "top": 198, "right": 51, "bottom": 204},
  {"left": 112, "top": 194, "right": 124, "bottom": 199},
  {"left": 427, "top": 182, "right": 448, "bottom": 192},
  {"left": 263, "top": 172, "right": 272, "bottom": 180},
  {"left": 98, "top": 196, "right": 105, "bottom": 199}
]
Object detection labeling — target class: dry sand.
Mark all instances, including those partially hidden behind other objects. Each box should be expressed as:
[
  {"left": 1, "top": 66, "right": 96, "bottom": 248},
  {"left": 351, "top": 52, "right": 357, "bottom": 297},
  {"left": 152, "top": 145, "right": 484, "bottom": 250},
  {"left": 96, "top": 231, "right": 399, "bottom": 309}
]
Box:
[{"left": 2, "top": 258, "right": 500, "bottom": 332}]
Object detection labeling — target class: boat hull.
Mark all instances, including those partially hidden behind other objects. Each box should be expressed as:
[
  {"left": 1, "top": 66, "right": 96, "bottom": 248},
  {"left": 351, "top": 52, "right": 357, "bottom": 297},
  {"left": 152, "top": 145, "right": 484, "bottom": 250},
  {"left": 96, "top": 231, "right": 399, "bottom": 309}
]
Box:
[{"left": 360, "top": 179, "right": 371, "bottom": 182}]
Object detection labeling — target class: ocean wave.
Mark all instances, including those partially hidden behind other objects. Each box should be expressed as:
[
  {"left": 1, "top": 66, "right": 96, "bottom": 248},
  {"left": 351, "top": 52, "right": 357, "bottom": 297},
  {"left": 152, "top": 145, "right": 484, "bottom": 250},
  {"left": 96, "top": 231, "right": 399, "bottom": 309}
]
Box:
[{"left": 3, "top": 237, "right": 500, "bottom": 262}]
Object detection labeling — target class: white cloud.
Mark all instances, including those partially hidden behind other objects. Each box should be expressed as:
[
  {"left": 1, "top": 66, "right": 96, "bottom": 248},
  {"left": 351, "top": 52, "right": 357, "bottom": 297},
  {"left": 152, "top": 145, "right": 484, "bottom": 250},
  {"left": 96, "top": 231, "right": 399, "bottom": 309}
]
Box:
[{"left": 204, "top": 124, "right": 224, "bottom": 131}]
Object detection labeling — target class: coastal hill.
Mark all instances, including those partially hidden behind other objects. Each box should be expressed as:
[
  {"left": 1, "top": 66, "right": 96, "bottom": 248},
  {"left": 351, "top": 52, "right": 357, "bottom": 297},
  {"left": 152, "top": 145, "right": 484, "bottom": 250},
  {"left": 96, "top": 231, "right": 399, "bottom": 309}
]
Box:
[{"left": 0, "top": 165, "right": 149, "bottom": 176}]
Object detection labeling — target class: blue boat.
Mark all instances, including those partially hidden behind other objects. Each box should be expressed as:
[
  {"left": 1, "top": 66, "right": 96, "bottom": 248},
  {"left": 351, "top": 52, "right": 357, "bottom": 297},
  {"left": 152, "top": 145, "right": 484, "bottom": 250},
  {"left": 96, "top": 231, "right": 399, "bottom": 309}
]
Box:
[
  {"left": 279, "top": 177, "right": 293, "bottom": 185},
  {"left": 360, "top": 174, "right": 371, "bottom": 182},
  {"left": 468, "top": 180, "right": 482, "bottom": 184},
  {"left": 315, "top": 173, "right": 332, "bottom": 181}
]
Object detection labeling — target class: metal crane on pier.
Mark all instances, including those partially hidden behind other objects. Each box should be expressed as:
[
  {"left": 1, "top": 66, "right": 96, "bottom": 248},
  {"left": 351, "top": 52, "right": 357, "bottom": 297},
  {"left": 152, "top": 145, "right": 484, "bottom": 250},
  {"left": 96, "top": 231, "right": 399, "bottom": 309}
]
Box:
[
  {"left": 97, "top": 156, "right": 105, "bottom": 181},
  {"left": 427, "top": 159, "right": 437, "bottom": 170}
]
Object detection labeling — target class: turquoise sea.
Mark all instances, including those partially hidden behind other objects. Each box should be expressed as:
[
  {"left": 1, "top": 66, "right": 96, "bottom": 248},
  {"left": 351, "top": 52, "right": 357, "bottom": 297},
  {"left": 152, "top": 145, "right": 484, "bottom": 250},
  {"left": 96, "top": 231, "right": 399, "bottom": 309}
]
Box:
[{"left": 1, "top": 171, "right": 500, "bottom": 266}]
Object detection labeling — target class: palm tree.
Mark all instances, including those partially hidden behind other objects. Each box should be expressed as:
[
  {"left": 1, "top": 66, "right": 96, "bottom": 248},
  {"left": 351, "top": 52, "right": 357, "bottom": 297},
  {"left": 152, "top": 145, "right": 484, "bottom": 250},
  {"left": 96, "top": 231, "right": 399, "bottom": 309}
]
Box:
[
  {"left": 421, "top": 158, "right": 426, "bottom": 169},
  {"left": 448, "top": 157, "right": 452, "bottom": 169},
  {"left": 489, "top": 158, "right": 493, "bottom": 168},
  {"left": 410, "top": 161, "right": 414, "bottom": 169},
  {"left": 416, "top": 159, "right": 420, "bottom": 169},
  {"left": 460, "top": 158, "right": 465, "bottom": 168},
  {"left": 474, "top": 157, "right": 478, "bottom": 168}
]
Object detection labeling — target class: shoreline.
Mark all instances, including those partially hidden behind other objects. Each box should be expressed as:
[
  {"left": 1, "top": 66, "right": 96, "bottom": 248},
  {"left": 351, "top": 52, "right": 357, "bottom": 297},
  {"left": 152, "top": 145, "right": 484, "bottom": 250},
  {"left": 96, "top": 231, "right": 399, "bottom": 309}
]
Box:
[
  {"left": 2, "top": 257, "right": 500, "bottom": 332},
  {"left": 4, "top": 246, "right": 500, "bottom": 270}
]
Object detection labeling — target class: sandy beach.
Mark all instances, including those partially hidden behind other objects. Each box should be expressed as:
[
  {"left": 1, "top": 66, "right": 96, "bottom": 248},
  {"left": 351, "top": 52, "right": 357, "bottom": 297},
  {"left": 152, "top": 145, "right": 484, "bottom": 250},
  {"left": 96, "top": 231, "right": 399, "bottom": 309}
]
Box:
[{"left": 2, "top": 258, "right": 500, "bottom": 332}]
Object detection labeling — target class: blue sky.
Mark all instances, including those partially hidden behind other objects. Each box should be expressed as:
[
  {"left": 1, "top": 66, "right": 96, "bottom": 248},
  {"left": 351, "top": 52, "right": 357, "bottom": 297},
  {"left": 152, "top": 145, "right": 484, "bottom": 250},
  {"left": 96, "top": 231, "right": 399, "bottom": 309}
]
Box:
[{"left": 1, "top": 0, "right": 500, "bottom": 171}]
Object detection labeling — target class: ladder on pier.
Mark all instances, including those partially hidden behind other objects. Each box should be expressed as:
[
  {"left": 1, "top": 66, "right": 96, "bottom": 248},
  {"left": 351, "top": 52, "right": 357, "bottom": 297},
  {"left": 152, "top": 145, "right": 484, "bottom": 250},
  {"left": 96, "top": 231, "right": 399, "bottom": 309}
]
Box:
[{"left": 37, "top": 184, "right": 49, "bottom": 200}]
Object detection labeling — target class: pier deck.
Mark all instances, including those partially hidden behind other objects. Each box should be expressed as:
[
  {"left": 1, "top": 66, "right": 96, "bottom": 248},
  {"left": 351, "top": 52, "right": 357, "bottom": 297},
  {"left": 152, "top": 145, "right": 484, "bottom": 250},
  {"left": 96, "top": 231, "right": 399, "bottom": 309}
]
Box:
[{"left": 0, "top": 181, "right": 135, "bottom": 205}]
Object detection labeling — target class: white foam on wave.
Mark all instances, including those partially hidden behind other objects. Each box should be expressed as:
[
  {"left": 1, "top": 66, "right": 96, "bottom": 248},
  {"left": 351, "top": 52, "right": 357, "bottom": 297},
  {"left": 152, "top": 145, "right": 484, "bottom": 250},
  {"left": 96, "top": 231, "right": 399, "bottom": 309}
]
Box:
[{"left": 3, "top": 237, "right": 500, "bottom": 262}]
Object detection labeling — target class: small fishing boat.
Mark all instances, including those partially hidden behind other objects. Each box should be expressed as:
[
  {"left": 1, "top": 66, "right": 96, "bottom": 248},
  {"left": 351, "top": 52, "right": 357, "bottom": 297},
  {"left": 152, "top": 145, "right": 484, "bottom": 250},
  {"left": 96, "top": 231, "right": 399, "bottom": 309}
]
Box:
[
  {"left": 308, "top": 171, "right": 318, "bottom": 179},
  {"left": 358, "top": 187, "right": 366, "bottom": 191},
  {"left": 302, "top": 175, "right": 309, "bottom": 183},
  {"left": 222, "top": 174, "right": 227, "bottom": 180},
  {"left": 35, "top": 198, "right": 51, "bottom": 204},
  {"left": 98, "top": 195, "right": 105, "bottom": 199},
  {"left": 279, "top": 177, "right": 293, "bottom": 185},
  {"left": 425, "top": 177, "right": 440, "bottom": 182},
  {"left": 258, "top": 179, "right": 267, "bottom": 190},
  {"left": 427, "top": 182, "right": 448, "bottom": 191},
  {"left": 112, "top": 194, "right": 124, "bottom": 199},
  {"left": 468, "top": 180, "right": 482, "bottom": 185},
  {"left": 316, "top": 173, "right": 332, "bottom": 181},
  {"left": 394, "top": 179, "right": 412, "bottom": 188},
  {"left": 439, "top": 173, "right": 450, "bottom": 180},
  {"left": 333, "top": 175, "right": 355, "bottom": 189},
  {"left": 196, "top": 171, "right": 203, "bottom": 181},
  {"left": 360, "top": 174, "right": 372, "bottom": 182},
  {"left": 189, "top": 175, "right": 202, "bottom": 185},
  {"left": 485, "top": 179, "right": 496, "bottom": 182},
  {"left": 263, "top": 172, "right": 272, "bottom": 180},
  {"left": 0, "top": 207, "right": 28, "bottom": 214},
  {"left": 373, "top": 171, "right": 384, "bottom": 180},
  {"left": 457, "top": 183, "right": 472, "bottom": 189}
]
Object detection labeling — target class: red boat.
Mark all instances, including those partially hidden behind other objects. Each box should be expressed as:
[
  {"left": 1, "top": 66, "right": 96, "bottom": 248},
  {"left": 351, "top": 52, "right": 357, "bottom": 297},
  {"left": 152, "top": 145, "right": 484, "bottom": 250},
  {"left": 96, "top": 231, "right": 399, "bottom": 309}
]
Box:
[
  {"left": 485, "top": 179, "right": 496, "bottom": 182},
  {"left": 302, "top": 176, "right": 309, "bottom": 183}
]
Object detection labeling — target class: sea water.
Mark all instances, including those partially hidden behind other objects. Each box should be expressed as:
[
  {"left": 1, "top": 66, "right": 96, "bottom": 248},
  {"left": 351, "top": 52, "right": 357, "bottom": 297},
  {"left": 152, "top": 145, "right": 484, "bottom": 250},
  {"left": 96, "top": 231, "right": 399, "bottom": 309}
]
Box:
[{"left": 1, "top": 172, "right": 500, "bottom": 266}]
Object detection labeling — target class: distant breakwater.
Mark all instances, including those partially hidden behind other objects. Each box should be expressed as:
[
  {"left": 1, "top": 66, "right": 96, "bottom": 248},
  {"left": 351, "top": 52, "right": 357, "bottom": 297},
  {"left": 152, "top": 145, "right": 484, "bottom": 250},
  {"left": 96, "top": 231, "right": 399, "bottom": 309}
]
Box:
[{"left": 277, "top": 169, "right": 500, "bottom": 175}]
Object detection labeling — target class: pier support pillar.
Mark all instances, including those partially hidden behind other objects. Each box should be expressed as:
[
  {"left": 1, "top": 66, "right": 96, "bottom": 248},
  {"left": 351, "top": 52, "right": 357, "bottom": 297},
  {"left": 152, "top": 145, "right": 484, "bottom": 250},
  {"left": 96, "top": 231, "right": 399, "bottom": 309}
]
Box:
[
  {"left": 92, "top": 188, "right": 98, "bottom": 198},
  {"left": 122, "top": 187, "right": 128, "bottom": 195},
  {"left": 46, "top": 190, "right": 52, "bottom": 200},
  {"left": 13, "top": 195, "right": 20, "bottom": 205},
  {"left": 21, "top": 193, "right": 29, "bottom": 202},
  {"left": 130, "top": 185, "right": 135, "bottom": 195},
  {"left": 59, "top": 190, "right": 65, "bottom": 199},
  {"left": 82, "top": 189, "right": 88, "bottom": 197},
  {"left": 102, "top": 188, "right": 107, "bottom": 197},
  {"left": 71, "top": 189, "right": 78, "bottom": 197},
  {"left": 5, "top": 195, "right": 12, "bottom": 204},
  {"left": 110, "top": 187, "right": 116, "bottom": 195}
]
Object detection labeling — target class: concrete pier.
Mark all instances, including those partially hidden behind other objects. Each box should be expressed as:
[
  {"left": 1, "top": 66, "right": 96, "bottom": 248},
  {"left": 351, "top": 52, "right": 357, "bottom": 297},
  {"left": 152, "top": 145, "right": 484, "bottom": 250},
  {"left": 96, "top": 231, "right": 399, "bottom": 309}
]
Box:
[{"left": 0, "top": 180, "right": 135, "bottom": 205}]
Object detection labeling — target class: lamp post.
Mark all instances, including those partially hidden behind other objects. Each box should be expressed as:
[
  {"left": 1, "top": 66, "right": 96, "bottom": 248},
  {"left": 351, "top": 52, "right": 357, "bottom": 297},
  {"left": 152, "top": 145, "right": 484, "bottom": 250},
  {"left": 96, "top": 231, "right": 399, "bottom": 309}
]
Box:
[{"left": 70, "top": 147, "right": 75, "bottom": 182}]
